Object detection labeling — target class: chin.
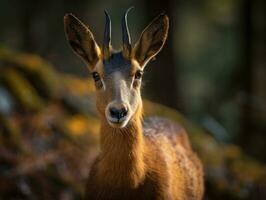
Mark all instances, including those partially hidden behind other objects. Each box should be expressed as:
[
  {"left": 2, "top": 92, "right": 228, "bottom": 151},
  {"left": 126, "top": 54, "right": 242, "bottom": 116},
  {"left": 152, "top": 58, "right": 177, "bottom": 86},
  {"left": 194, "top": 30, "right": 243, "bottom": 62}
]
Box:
[{"left": 107, "top": 117, "right": 130, "bottom": 129}]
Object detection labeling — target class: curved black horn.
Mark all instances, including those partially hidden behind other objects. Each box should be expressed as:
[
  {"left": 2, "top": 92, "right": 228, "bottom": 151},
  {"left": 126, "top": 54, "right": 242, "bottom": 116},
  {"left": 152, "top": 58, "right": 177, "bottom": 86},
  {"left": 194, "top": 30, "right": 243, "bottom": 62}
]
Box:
[
  {"left": 103, "top": 10, "right": 111, "bottom": 58},
  {"left": 122, "top": 7, "right": 134, "bottom": 56}
]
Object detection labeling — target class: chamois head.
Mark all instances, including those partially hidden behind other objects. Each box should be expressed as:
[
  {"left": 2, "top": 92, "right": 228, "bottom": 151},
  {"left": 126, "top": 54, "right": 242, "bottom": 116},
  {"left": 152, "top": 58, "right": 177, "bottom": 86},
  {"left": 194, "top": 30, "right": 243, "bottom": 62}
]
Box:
[{"left": 64, "top": 8, "right": 169, "bottom": 128}]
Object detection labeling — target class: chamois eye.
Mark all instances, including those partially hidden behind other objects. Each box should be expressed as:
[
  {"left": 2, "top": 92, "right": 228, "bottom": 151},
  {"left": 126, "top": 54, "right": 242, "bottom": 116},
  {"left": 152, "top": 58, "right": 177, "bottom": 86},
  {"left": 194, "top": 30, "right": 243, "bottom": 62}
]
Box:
[
  {"left": 134, "top": 70, "right": 143, "bottom": 80},
  {"left": 92, "top": 72, "right": 100, "bottom": 82}
]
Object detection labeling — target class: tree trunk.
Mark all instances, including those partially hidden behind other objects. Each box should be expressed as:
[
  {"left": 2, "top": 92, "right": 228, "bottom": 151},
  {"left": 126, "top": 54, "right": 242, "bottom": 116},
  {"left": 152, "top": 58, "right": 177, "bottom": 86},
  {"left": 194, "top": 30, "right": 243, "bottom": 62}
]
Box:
[{"left": 238, "top": 0, "right": 266, "bottom": 161}]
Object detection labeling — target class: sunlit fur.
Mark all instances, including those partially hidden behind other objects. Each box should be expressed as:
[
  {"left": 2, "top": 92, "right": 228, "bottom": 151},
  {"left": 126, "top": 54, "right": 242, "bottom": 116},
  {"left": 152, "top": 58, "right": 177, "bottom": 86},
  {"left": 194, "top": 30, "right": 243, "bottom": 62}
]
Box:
[
  {"left": 85, "top": 58, "right": 204, "bottom": 200},
  {"left": 64, "top": 12, "right": 204, "bottom": 200}
]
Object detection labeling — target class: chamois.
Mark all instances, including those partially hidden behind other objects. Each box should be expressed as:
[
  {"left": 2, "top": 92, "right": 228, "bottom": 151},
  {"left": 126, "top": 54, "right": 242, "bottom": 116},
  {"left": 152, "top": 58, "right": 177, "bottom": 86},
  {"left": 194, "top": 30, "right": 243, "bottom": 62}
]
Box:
[{"left": 64, "top": 8, "right": 204, "bottom": 200}]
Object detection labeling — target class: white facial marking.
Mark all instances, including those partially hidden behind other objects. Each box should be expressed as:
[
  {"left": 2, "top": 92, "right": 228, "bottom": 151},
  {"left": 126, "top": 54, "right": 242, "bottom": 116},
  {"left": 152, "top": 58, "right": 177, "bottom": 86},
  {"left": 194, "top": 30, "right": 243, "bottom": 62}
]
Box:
[
  {"left": 113, "top": 72, "right": 128, "bottom": 103},
  {"left": 104, "top": 72, "right": 133, "bottom": 128}
]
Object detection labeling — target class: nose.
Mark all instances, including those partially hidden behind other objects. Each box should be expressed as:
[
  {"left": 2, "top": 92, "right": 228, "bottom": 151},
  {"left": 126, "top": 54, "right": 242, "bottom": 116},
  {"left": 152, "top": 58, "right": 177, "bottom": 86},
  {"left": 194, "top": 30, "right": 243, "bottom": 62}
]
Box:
[{"left": 109, "top": 105, "right": 128, "bottom": 120}]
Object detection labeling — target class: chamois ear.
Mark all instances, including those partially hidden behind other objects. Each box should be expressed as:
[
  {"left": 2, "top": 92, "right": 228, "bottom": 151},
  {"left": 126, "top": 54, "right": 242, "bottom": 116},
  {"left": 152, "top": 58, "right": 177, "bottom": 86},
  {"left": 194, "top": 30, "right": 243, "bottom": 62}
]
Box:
[
  {"left": 64, "top": 13, "right": 100, "bottom": 70},
  {"left": 133, "top": 13, "right": 169, "bottom": 67}
]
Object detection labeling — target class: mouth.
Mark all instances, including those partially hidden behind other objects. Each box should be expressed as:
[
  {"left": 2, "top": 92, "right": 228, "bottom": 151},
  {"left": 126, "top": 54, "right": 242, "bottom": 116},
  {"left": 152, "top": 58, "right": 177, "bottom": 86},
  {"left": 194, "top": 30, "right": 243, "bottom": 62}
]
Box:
[{"left": 106, "top": 116, "right": 130, "bottom": 128}]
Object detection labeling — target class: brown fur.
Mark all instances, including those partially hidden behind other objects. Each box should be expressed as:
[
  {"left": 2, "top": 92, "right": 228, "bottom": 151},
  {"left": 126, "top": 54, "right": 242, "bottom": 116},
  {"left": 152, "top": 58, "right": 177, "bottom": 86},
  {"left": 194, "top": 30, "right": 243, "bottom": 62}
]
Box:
[
  {"left": 64, "top": 11, "right": 204, "bottom": 200},
  {"left": 85, "top": 104, "right": 204, "bottom": 200}
]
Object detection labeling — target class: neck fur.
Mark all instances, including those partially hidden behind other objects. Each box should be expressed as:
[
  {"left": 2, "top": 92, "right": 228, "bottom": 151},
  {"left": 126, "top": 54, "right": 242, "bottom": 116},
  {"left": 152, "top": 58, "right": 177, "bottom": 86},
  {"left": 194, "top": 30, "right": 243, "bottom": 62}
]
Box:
[{"left": 97, "top": 105, "right": 145, "bottom": 188}]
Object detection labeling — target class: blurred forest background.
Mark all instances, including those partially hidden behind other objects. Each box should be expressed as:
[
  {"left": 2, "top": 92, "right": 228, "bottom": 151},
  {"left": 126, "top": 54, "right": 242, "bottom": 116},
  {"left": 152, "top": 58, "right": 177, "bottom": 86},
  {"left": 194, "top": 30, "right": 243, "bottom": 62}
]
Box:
[{"left": 0, "top": 0, "right": 265, "bottom": 199}]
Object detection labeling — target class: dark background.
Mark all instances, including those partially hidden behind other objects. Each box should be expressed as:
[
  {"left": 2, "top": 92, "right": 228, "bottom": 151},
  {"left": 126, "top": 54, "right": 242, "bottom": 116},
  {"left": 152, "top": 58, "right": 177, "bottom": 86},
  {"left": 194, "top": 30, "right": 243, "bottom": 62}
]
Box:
[
  {"left": 2, "top": 0, "right": 264, "bottom": 160},
  {"left": 0, "top": 0, "right": 265, "bottom": 198}
]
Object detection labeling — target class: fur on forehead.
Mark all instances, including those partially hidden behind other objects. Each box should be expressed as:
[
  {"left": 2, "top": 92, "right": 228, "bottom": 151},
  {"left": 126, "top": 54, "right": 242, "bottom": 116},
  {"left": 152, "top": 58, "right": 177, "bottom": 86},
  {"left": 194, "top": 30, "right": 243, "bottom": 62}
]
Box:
[{"left": 102, "top": 52, "right": 131, "bottom": 75}]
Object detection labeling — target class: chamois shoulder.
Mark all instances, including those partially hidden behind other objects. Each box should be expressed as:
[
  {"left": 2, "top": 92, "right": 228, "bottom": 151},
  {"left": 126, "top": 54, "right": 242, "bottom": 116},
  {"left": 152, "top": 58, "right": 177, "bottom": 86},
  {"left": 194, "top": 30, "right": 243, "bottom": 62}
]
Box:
[{"left": 143, "top": 117, "right": 192, "bottom": 150}]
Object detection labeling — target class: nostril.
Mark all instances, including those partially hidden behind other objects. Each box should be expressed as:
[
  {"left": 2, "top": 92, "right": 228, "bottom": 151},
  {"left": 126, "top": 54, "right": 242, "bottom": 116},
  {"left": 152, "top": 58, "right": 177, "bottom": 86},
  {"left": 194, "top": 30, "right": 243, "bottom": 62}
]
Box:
[
  {"left": 110, "top": 107, "right": 119, "bottom": 119},
  {"left": 109, "top": 106, "right": 128, "bottom": 120},
  {"left": 120, "top": 107, "right": 128, "bottom": 118}
]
